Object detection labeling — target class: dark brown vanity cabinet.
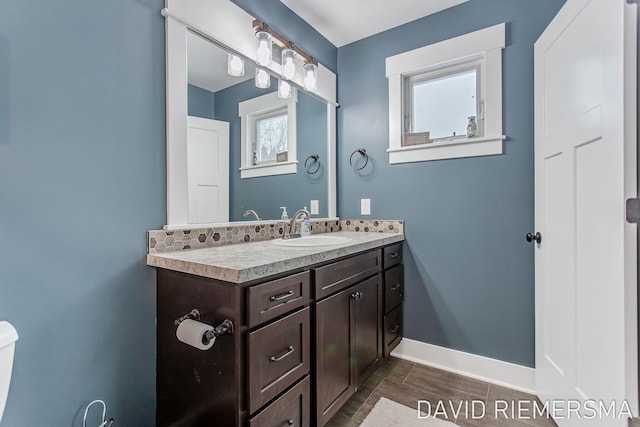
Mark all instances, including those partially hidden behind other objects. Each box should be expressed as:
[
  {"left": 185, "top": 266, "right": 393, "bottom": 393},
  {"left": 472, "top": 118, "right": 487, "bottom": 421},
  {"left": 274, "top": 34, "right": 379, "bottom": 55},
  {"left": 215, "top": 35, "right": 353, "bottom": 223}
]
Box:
[
  {"left": 314, "top": 251, "right": 383, "bottom": 427},
  {"left": 156, "top": 242, "right": 403, "bottom": 427},
  {"left": 156, "top": 269, "right": 312, "bottom": 427}
]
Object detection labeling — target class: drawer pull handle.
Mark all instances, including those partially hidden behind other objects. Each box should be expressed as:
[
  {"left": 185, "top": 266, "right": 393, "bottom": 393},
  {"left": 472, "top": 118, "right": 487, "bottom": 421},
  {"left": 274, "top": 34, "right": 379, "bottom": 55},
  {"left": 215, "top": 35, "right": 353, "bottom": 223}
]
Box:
[
  {"left": 270, "top": 290, "right": 294, "bottom": 302},
  {"left": 390, "top": 283, "right": 401, "bottom": 291},
  {"left": 389, "top": 252, "right": 400, "bottom": 259},
  {"left": 270, "top": 345, "right": 295, "bottom": 362},
  {"left": 389, "top": 324, "right": 399, "bottom": 334},
  {"left": 287, "top": 420, "right": 294, "bottom": 426}
]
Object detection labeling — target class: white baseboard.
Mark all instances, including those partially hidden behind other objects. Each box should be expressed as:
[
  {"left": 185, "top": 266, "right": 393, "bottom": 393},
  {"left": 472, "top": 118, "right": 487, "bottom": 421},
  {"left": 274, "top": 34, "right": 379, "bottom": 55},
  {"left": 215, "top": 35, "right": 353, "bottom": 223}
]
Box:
[{"left": 390, "top": 338, "right": 536, "bottom": 394}]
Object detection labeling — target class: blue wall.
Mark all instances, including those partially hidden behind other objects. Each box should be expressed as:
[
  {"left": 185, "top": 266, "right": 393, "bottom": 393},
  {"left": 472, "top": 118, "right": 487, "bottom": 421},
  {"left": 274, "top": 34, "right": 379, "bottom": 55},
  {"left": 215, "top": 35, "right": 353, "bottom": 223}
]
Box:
[
  {"left": 188, "top": 84, "right": 215, "bottom": 119},
  {"left": 337, "top": 0, "right": 565, "bottom": 367},
  {"left": 0, "top": 0, "right": 165, "bottom": 425},
  {"left": 214, "top": 78, "right": 328, "bottom": 221}
]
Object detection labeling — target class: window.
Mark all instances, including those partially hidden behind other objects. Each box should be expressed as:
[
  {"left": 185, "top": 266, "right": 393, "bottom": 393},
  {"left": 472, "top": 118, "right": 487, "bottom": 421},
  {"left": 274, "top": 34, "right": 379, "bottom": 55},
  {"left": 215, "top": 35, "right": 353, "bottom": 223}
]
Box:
[
  {"left": 406, "top": 64, "right": 480, "bottom": 141},
  {"left": 386, "top": 23, "right": 505, "bottom": 163},
  {"left": 239, "top": 90, "right": 297, "bottom": 178}
]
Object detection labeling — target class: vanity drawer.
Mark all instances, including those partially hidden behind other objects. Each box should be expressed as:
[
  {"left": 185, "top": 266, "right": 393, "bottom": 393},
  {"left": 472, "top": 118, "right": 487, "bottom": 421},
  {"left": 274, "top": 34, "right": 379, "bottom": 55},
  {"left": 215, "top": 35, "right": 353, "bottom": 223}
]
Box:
[
  {"left": 383, "top": 305, "right": 402, "bottom": 357},
  {"left": 383, "top": 243, "right": 402, "bottom": 269},
  {"left": 314, "top": 249, "right": 381, "bottom": 300},
  {"left": 384, "top": 265, "right": 403, "bottom": 313},
  {"left": 247, "top": 307, "right": 310, "bottom": 414},
  {"left": 249, "top": 376, "right": 311, "bottom": 427},
  {"left": 247, "top": 271, "right": 311, "bottom": 328}
]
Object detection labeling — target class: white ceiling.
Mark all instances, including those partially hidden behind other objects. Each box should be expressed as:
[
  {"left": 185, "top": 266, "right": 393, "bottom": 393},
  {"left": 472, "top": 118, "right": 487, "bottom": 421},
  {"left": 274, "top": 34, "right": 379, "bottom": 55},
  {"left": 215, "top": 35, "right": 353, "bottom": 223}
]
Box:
[{"left": 280, "top": 0, "right": 469, "bottom": 47}]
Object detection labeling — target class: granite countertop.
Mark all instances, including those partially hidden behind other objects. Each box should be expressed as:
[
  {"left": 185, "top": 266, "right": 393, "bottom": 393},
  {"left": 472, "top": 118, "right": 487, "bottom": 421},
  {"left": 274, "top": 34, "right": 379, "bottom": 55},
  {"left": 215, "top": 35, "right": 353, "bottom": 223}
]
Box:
[{"left": 147, "top": 231, "right": 404, "bottom": 283}]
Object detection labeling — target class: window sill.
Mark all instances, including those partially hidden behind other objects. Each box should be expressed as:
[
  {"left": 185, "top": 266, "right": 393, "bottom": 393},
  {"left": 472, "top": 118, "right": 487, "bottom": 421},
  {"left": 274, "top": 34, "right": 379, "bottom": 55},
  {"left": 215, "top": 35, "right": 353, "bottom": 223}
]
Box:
[
  {"left": 240, "top": 161, "right": 298, "bottom": 179},
  {"left": 388, "top": 135, "right": 506, "bottom": 164}
]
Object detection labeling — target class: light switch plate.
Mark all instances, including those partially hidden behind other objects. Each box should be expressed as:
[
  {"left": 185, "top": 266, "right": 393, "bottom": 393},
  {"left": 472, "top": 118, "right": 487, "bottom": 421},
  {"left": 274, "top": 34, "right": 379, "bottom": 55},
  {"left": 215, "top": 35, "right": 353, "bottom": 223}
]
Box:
[
  {"left": 310, "top": 200, "right": 319, "bottom": 215},
  {"left": 361, "top": 198, "right": 371, "bottom": 215}
]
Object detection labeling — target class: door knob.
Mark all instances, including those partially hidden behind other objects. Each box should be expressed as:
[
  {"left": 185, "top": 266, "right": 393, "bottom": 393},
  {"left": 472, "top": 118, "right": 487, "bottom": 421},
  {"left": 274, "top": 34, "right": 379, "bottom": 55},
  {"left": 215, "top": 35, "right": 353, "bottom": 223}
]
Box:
[{"left": 526, "top": 232, "right": 542, "bottom": 244}]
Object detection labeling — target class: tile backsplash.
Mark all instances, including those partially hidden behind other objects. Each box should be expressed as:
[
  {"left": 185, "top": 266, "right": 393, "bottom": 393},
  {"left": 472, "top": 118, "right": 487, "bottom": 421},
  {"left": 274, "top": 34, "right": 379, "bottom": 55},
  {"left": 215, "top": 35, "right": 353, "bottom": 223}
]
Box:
[{"left": 148, "top": 219, "right": 403, "bottom": 254}]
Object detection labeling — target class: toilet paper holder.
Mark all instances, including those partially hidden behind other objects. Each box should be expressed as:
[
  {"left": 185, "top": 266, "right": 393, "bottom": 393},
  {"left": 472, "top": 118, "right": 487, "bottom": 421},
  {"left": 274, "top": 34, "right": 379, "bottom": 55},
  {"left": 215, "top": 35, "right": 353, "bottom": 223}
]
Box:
[{"left": 174, "top": 309, "right": 234, "bottom": 340}]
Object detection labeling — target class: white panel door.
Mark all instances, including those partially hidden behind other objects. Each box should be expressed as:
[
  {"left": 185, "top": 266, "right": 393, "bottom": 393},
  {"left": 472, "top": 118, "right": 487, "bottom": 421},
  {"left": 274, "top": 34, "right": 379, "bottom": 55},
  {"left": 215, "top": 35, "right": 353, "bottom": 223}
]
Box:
[
  {"left": 187, "top": 116, "right": 230, "bottom": 224},
  {"left": 534, "top": 0, "right": 637, "bottom": 425}
]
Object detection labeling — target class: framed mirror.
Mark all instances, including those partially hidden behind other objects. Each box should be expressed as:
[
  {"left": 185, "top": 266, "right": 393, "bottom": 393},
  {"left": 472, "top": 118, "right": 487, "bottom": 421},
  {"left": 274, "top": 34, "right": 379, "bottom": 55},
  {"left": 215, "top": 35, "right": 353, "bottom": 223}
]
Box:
[{"left": 162, "top": 0, "right": 337, "bottom": 229}]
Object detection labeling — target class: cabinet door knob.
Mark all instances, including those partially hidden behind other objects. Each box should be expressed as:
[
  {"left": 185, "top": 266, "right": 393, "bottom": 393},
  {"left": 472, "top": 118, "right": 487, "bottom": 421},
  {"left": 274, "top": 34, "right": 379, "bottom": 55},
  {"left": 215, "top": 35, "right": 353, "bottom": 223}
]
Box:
[
  {"left": 287, "top": 420, "right": 294, "bottom": 426},
  {"left": 526, "top": 232, "right": 542, "bottom": 244},
  {"left": 351, "top": 292, "right": 359, "bottom": 299}
]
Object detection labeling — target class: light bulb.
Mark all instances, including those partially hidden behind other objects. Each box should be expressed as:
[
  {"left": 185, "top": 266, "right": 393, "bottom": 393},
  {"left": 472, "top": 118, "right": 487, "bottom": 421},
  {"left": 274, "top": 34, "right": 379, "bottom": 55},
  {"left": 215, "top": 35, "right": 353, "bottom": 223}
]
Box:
[
  {"left": 227, "top": 53, "right": 244, "bottom": 77},
  {"left": 303, "top": 62, "right": 317, "bottom": 91},
  {"left": 256, "top": 31, "right": 272, "bottom": 66},
  {"left": 255, "top": 68, "right": 271, "bottom": 89},
  {"left": 282, "top": 49, "right": 296, "bottom": 80},
  {"left": 278, "top": 80, "right": 292, "bottom": 99}
]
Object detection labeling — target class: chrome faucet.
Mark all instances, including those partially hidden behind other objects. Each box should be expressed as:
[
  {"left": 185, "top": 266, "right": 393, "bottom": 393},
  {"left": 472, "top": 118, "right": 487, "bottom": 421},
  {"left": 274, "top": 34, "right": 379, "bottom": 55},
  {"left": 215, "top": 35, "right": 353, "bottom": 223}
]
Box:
[
  {"left": 243, "top": 209, "right": 260, "bottom": 221},
  {"left": 283, "top": 209, "right": 310, "bottom": 239}
]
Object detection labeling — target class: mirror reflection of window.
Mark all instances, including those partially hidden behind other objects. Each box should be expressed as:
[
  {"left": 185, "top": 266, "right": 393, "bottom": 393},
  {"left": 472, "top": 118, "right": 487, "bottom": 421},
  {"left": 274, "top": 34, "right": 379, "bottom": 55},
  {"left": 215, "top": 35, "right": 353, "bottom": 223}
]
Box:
[
  {"left": 255, "top": 109, "right": 288, "bottom": 164},
  {"left": 238, "top": 90, "right": 298, "bottom": 178}
]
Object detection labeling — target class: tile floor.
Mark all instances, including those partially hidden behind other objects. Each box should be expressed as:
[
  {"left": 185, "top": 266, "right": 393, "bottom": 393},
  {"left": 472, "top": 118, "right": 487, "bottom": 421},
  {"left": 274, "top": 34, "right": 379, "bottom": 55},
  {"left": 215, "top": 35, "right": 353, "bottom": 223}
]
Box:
[{"left": 325, "top": 357, "right": 557, "bottom": 427}]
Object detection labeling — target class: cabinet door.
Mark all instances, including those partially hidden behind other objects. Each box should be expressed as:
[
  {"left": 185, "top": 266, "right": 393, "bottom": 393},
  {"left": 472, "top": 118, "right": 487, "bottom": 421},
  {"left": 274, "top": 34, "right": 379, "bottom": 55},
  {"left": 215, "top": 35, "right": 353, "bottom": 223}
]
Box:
[
  {"left": 353, "top": 274, "right": 382, "bottom": 385},
  {"left": 315, "top": 288, "right": 354, "bottom": 426}
]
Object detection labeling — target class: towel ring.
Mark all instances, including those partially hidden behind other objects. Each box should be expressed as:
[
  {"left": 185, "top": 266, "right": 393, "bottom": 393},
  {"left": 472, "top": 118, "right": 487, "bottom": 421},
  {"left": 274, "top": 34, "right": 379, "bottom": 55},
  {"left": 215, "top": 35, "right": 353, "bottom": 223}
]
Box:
[
  {"left": 349, "top": 148, "right": 369, "bottom": 171},
  {"left": 304, "top": 154, "right": 321, "bottom": 174}
]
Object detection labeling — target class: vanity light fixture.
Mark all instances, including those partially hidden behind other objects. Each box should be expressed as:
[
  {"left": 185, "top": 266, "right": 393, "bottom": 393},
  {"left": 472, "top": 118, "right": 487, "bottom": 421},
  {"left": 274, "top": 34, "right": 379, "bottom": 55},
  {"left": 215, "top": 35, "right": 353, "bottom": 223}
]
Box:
[
  {"left": 227, "top": 53, "right": 245, "bottom": 77},
  {"left": 281, "top": 47, "right": 296, "bottom": 80},
  {"left": 253, "top": 19, "right": 319, "bottom": 91},
  {"left": 303, "top": 62, "right": 318, "bottom": 91},
  {"left": 255, "top": 67, "right": 271, "bottom": 89},
  {"left": 255, "top": 30, "right": 272, "bottom": 66},
  {"left": 278, "top": 79, "right": 292, "bottom": 99}
]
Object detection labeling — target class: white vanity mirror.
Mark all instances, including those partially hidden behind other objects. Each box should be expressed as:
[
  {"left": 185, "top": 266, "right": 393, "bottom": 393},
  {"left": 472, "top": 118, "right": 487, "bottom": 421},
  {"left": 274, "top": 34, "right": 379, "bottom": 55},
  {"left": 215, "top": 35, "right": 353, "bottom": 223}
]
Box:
[{"left": 163, "top": 0, "right": 337, "bottom": 229}]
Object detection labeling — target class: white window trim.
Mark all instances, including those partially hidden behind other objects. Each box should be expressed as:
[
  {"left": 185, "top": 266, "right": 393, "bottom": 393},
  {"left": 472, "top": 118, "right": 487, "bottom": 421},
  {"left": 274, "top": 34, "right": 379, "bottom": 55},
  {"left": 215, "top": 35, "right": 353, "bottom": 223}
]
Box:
[
  {"left": 386, "top": 23, "right": 506, "bottom": 164},
  {"left": 238, "top": 90, "right": 298, "bottom": 178}
]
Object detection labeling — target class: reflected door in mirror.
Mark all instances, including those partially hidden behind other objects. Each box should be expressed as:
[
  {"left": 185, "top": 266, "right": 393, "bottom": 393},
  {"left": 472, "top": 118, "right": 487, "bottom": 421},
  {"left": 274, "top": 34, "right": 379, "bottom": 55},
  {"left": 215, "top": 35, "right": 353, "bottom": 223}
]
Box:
[{"left": 187, "top": 116, "right": 230, "bottom": 223}]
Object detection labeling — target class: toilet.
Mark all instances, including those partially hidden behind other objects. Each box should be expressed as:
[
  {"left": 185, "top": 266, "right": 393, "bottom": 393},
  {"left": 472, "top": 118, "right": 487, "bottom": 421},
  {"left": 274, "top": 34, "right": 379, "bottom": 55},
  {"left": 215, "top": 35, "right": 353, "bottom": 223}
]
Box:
[{"left": 0, "top": 322, "right": 18, "bottom": 425}]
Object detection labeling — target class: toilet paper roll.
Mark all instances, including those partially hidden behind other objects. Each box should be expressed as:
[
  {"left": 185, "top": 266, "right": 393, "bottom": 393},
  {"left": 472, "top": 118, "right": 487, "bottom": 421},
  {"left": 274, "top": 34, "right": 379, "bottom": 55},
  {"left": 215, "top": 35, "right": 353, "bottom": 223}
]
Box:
[{"left": 176, "top": 319, "right": 215, "bottom": 350}]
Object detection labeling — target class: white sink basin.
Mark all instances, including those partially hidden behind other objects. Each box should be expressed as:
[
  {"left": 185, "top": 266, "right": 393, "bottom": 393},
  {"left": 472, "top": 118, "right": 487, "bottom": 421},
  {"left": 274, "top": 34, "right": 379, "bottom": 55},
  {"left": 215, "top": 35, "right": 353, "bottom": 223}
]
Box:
[{"left": 272, "top": 235, "right": 353, "bottom": 247}]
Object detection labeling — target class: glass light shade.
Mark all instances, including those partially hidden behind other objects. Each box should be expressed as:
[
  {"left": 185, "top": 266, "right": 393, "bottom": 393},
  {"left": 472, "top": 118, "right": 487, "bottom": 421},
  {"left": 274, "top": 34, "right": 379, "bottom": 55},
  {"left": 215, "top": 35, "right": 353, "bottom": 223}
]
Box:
[
  {"left": 255, "top": 31, "right": 272, "bottom": 66},
  {"left": 255, "top": 68, "right": 271, "bottom": 89},
  {"left": 277, "top": 80, "right": 292, "bottom": 99},
  {"left": 303, "top": 62, "right": 318, "bottom": 91},
  {"left": 227, "top": 53, "right": 244, "bottom": 77},
  {"left": 281, "top": 48, "right": 296, "bottom": 80}
]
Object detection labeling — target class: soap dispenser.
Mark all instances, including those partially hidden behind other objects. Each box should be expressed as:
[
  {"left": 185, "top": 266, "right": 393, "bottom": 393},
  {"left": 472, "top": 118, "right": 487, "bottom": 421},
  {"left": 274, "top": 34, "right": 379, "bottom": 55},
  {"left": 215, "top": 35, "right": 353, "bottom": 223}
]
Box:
[
  {"left": 280, "top": 207, "right": 289, "bottom": 221},
  {"left": 301, "top": 207, "right": 311, "bottom": 236}
]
